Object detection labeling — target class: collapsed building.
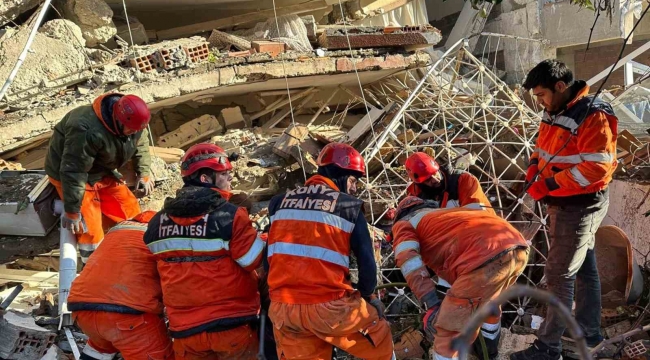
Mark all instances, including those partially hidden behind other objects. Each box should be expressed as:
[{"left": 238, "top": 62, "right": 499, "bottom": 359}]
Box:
[{"left": 0, "top": 0, "right": 650, "bottom": 358}]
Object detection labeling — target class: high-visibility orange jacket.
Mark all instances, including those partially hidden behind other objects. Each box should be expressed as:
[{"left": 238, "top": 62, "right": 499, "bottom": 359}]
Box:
[
  {"left": 531, "top": 81, "right": 618, "bottom": 198},
  {"left": 143, "top": 186, "right": 265, "bottom": 338},
  {"left": 69, "top": 215, "right": 163, "bottom": 315},
  {"left": 266, "top": 175, "right": 375, "bottom": 304},
  {"left": 392, "top": 207, "right": 527, "bottom": 303},
  {"left": 407, "top": 167, "right": 495, "bottom": 215}
]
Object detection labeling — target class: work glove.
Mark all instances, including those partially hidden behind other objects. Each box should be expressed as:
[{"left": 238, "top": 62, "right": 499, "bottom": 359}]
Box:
[
  {"left": 62, "top": 212, "right": 87, "bottom": 234},
  {"left": 525, "top": 164, "right": 539, "bottom": 184},
  {"left": 366, "top": 295, "right": 386, "bottom": 320},
  {"left": 423, "top": 305, "right": 440, "bottom": 341},
  {"left": 527, "top": 179, "right": 550, "bottom": 201},
  {"left": 136, "top": 176, "right": 155, "bottom": 196}
]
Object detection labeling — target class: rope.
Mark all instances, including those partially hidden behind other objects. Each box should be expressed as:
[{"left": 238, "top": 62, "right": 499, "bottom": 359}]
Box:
[{"left": 271, "top": 0, "right": 308, "bottom": 184}]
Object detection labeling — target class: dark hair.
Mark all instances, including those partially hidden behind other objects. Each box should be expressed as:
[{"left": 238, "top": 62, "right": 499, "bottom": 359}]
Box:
[
  {"left": 182, "top": 168, "right": 217, "bottom": 186},
  {"left": 522, "top": 59, "right": 574, "bottom": 91}
]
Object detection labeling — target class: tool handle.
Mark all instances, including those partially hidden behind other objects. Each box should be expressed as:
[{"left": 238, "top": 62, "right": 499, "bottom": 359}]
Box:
[
  {"left": 0, "top": 284, "right": 24, "bottom": 310},
  {"left": 257, "top": 310, "right": 267, "bottom": 360}
]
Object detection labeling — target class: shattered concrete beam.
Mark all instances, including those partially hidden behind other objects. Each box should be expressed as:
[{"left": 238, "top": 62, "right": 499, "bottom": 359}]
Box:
[
  {"left": 156, "top": 0, "right": 329, "bottom": 40},
  {"left": 318, "top": 26, "right": 442, "bottom": 50},
  {"left": 0, "top": 52, "right": 430, "bottom": 153}
]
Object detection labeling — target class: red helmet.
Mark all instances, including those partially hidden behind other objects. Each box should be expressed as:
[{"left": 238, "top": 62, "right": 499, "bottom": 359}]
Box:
[
  {"left": 405, "top": 152, "right": 439, "bottom": 184},
  {"left": 113, "top": 95, "right": 151, "bottom": 132},
  {"left": 181, "top": 143, "right": 232, "bottom": 177},
  {"left": 317, "top": 143, "right": 366, "bottom": 176}
]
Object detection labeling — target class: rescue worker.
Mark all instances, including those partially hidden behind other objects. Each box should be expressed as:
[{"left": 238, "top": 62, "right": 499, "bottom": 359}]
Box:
[
  {"left": 143, "top": 143, "right": 265, "bottom": 360},
  {"left": 403, "top": 151, "right": 495, "bottom": 347},
  {"left": 68, "top": 211, "right": 173, "bottom": 360},
  {"left": 392, "top": 196, "right": 529, "bottom": 360},
  {"left": 511, "top": 60, "right": 617, "bottom": 360},
  {"left": 45, "top": 94, "right": 154, "bottom": 262},
  {"left": 266, "top": 142, "right": 395, "bottom": 360},
  {"left": 404, "top": 152, "right": 495, "bottom": 215}
]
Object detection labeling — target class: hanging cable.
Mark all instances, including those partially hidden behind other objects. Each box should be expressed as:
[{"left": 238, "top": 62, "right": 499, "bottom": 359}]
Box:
[{"left": 270, "top": 1, "right": 308, "bottom": 183}]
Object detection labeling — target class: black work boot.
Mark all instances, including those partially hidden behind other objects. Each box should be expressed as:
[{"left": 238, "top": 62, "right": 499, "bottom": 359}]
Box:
[{"left": 510, "top": 340, "right": 562, "bottom": 360}]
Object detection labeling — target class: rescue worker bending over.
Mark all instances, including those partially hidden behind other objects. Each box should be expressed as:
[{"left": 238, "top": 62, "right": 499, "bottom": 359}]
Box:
[
  {"left": 144, "top": 143, "right": 265, "bottom": 360},
  {"left": 68, "top": 211, "right": 173, "bottom": 360},
  {"left": 266, "top": 142, "right": 395, "bottom": 360},
  {"left": 45, "top": 94, "right": 154, "bottom": 262},
  {"left": 392, "top": 196, "right": 529, "bottom": 360},
  {"left": 405, "top": 152, "right": 494, "bottom": 215},
  {"left": 511, "top": 60, "right": 617, "bottom": 360}
]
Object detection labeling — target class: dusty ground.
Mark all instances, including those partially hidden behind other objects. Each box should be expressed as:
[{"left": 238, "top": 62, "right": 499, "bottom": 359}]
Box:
[{"left": 0, "top": 228, "right": 60, "bottom": 264}]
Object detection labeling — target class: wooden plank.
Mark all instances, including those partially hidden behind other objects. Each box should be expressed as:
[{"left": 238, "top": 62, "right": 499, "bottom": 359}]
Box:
[
  {"left": 0, "top": 131, "right": 53, "bottom": 157},
  {"left": 0, "top": 269, "right": 59, "bottom": 287},
  {"left": 306, "top": 88, "right": 339, "bottom": 127},
  {"left": 272, "top": 125, "right": 310, "bottom": 159},
  {"left": 250, "top": 87, "right": 315, "bottom": 121},
  {"left": 1, "top": 132, "right": 52, "bottom": 160},
  {"left": 344, "top": 102, "right": 394, "bottom": 145},
  {"left": 157, "top": 0, "right": 329, "bottom": 40},
  {"left": 149, "top": 146, "right": 184, "bottom": 163},
  {"left": 15, "top": 147, "right": 47, "bottom": 170},
  {"left": 617, "top": 129, "right": 643, "bottom": 153},
  {"left": 263, "top": 92, "right": 317, "bottom": 129},
  {"left": 157, "top": 114, "right": 222, "bottom": 149}
]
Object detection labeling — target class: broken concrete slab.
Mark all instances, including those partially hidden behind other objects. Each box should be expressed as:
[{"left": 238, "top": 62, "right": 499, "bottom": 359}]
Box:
[
  {"left": 0, "top": 27, "right": 88, "bottom": 98},
  {"left": 39, "top": 19, "right": 86, "bottom": 47},
  {"left": 61, "top": 0, "right": 117, "bottom": 47},
  {"left": 0, "top": 311, "right": 56, "bottom": 359},
  {"left": 208, "top": 29, "right": 251, "bottom": 51},
  {"left": 0, "top": 52, "right": 429, "bottom": 153},
  {"left": 318, "top": 25, "right": 442, "bottom": 50},
  {"left": 218, "top": 106, "right": 248, "bottom": 129},
  {"left": 0, "top": 0, "right": 41, "bottom": 27}
]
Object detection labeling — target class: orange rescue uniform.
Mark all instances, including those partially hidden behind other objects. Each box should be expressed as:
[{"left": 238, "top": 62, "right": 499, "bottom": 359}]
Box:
[
  {"left": 531, "top": 82, "right": 617, "bottom": 197},
  {"left": 267, "top": 175, "right": 394, "bottom": 360},
  {"left": 68, "top": 213, "right": 172, "bottom": 360},
  {"left": 50, "top": 177, "right": 140, "bottom": 261},
  {"left": 407, "top": 168, "right": 495, "bottom": 215},
  {"left": 392, "top": 207, "right": 529, "bottom": 359},
  {"left": 144, "top": 186, "right": 264, "bottom": 360}
]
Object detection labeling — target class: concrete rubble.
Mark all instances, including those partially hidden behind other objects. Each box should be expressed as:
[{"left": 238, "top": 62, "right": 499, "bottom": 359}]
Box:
[
  {"left": 60, "top": 0, "right": 117, "bottom": 47},
  {"left": 1, "top": 0, "right": 650, "bottom": 358},
  {"left": 39, "top": 19, "right": 86, "bottom": 47}
]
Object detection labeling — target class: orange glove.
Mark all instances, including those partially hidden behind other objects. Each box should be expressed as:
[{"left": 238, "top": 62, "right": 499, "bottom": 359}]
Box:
[
  {"left": 527, "top": 180, "right": 550, "bottom": 201},
  {"left": 525, "top": 164, "right": 539, "bottom": 184}
]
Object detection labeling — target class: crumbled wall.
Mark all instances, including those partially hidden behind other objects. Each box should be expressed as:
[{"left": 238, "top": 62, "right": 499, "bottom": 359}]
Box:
[
  {"left": 59, "top": 0, "right": 117, "bottom": 47},
  {"left": 0, "top": 0, "right": 41, "bottom": 27},
  {"left": 602, "top": 180, "right": 650, "bottom": 265},
  {"left": 0, "top": 27, "right": 87, "bottom": 96}
]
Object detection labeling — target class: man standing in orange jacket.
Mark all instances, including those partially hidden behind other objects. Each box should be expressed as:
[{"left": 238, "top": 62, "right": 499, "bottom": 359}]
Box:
[
  {"left": 404, "top": 152, "right": 494, "bottom": 215},
  {"left": 45, "top": 94, "right": 154, "bottom": 262},
  {"left": 392, "top": 196, "right": 529, "bottom": 360},
  {"left": 144, "top": 143, "right": 265, "bottom": 360},
  {"left": 266, "top": 143, "right": 395, "bottom": 360},
  {"left": 69, "top": 211, "right": 173, "bottom": 360},
  {"left": 511, "top": 60, "right": 617, "bottom": 360}
]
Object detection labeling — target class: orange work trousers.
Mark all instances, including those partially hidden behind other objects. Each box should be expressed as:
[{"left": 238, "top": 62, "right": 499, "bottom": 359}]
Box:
[
  {"left": 73, "top": 311, "right": 173, "bottom": 360},
  {"left": 50, "top": 177, "right": 140, "bottom": 262},
  {"left": 432, "top": 248, "right": 529, "bottom": 359},
  {"left": 173, "top": 324, "right": 259, "bottom": 360},
  {"left": 269, "top": 293, "right": 394, "bottom": 360}
]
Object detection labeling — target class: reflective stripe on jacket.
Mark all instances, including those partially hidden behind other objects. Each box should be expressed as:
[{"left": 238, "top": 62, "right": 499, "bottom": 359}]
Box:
[
  {"left": 391, "top": 207, "right": 527, "bottom": 301},
  {"left": 143, "top": 186, "right": 264, "bottom": 338},
  {"left": 407, "top": 168, "right": 494, "bottom": 215},
  {"left": 68, "top": 219, "right": 163, "bottom": 315},
  {"left": 531, "top": 82, "right": 618, "bottom": 197},
  {"left": 267, "top": 175, "right": 364, "bottom": 304}
]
